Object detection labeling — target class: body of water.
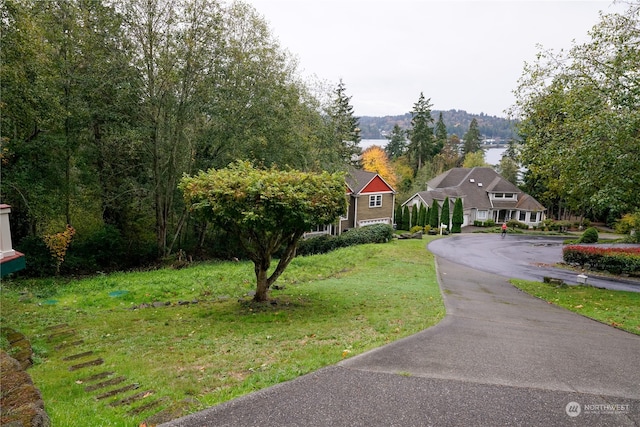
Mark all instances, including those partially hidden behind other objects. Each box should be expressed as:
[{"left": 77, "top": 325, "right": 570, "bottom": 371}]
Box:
[{"left": 361, "top": 139, "right": 507, "bottom": 165}]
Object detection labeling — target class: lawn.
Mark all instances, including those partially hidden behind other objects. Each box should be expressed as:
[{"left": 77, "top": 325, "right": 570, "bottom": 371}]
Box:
[
  {"left": 1, "top": 238, "right": 444, "bottom": 426},
  {"left": 511, "top": 279, "right": 640, "bottom": 335}
]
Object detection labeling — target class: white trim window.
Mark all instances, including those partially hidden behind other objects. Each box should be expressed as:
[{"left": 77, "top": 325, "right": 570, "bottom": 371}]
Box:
[
  {"left": 369, "top": 194, "right": 382, "bottom": 208},
  {"left": 477, "top": 210, "right": 488, "bottom": 220}
]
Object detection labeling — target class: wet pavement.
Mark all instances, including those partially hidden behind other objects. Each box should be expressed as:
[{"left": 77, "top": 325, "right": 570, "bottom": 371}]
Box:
[{"left": 428, "top": 234, "right": 640, "bottom": 293}]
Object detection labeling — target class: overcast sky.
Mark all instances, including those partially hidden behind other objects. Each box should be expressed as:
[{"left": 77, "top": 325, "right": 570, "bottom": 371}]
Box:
[{"left": 246, "top": 0, "right": 623, "bottom": 118}]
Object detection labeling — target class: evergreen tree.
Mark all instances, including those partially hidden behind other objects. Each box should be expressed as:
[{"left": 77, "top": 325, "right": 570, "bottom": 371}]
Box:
[
  {"left": 329, "top": 79, "right": 361, "bottom": 164},
  {"left": 395, "top": 204, "right": 403, "bottom": 229},
  {"left": 441, "top": 197, "right": 451, "bottom": 231},
  {"left": 418, "top": 204, "right": 427, "bottom": 227},
  {"left": 401, "top": 205, "right": 411, "bottom": 231},
  {"left": 462, "top": 118, "right": 482, "bottom": 156},
  {"left": 452, "top": 198, "right": 464, "bottom": 233},
  {"left": 407, "top": 92, "right": 436, "bottom": 172},
  {"left": 429, "top": 199, "right": 440, "bottom": 229},
  {"left": 411, "top": 204, "right": 418, "bottom": 229},
  {"left": 434, "top": 112, "right": 447, "bottom": 153},
  {"left": 385, "top": 124, "right": 407, "bottom": 160}
]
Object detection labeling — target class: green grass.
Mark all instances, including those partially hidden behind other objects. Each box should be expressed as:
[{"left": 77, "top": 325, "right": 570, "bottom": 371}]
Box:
[
  {"left": 511, "top": 279, "right": 640, "bottom": 335},
  {"left": 1, "top": 238, "right": 444, "bottom": 426}
]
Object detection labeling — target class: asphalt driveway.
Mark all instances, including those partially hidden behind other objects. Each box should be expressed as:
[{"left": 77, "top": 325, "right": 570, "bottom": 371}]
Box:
[
  {"left": 161, "top": 245, "right": 640, "bottom": 426},
  {"left": 428, "top": 234, "right": 640, "bottom": 292}
]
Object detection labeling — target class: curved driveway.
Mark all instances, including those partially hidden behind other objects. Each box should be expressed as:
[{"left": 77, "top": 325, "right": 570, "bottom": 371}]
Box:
[
  {"left": 162, "top": 238, "right": 640, "bottom": 427},
  {"left": 428, "top": 234, "right": 640, "bottom": 293}
]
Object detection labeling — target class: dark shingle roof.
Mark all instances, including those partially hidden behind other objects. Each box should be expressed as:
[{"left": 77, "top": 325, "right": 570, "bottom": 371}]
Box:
[
  {"left": 423, "top": 167, "right": 545, "bottom": 211},
  {"left": 345, "top": 169, "right": 377, "bottom": 194}
]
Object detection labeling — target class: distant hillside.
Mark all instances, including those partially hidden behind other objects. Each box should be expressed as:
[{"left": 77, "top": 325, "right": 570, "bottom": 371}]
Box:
[{"left": 358, "top": 110, "right": 518, "bottom": 142}]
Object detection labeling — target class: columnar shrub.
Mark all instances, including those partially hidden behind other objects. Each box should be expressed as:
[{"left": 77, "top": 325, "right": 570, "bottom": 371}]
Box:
[{"left": 451, "top": 198, "right": 463, "bottom": 233}]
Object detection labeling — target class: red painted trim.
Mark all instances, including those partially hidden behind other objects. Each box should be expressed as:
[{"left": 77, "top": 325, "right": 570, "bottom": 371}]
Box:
[{"left": 0, "top": 251, "right": 25, "bottom": 264}]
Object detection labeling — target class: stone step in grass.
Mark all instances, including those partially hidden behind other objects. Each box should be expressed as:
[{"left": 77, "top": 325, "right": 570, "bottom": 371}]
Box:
[
  {"left": 85, "top": 376, "right": 127, "bottom": 392},
  {"left": 109, "top": 389, "right": 155, "bottom": 407},
  {"left": 128, "top": 396, "right": 169, "bottom": 417},
  {"left": 44, "top": 323, "right": 69, "bottom": 331},
  {"left": 68, "top": 358, "right": 104, "bottom": 371},
  {"left": 75, "top": 371, "right": 115, "bottom": 384},
  {"left": 42, "top": 324, "right": 174, "bottom": 425},
  {"left": 62, "top": 350, "right": 94, "bottom": 361},
  {"left": 54, "top": 339, "right": 84, "bottom": 351},
  {"left": 47, "top": 329, "right": 76, "bottom": 342},
  {"left": 95, "top": 383, "right": 139, "bottom": 400}
]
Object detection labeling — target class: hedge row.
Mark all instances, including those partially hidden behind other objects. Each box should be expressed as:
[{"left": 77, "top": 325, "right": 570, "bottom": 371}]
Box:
[
  {"left": 562, "top": 245, "right": 640, "bottom": 275},
  {"left": 297, "top": 224, "right": 394, "bottom": 257}
]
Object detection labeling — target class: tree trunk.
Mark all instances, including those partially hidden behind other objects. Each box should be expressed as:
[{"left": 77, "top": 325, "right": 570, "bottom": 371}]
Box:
[{"left": 253, "top": 256, "right": 271, "bottom": 302}]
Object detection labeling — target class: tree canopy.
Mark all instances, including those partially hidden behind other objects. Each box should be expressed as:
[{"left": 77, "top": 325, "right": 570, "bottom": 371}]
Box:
[
  {"left": 0, "top": 0, "right": 352, "bottom": 274},
  {"left": 180, "top": 161, "right": 347, "bottom": 302},
  {"left": 512, "top": 2, "right": 640, "bottom": 221}
]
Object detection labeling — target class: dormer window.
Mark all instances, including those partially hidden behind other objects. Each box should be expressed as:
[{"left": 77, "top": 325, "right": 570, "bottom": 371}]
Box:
[{"left": 469, "top": 178, "right": 475, "bottom": 183}]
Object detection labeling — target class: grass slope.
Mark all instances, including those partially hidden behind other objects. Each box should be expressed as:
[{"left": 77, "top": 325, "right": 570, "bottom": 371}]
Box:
[
  {"left": 1, "top": 239, "right": 444, "bottom": 426},
  {"left": 511, "top": 279, "right": 640, "bottom": 335}
]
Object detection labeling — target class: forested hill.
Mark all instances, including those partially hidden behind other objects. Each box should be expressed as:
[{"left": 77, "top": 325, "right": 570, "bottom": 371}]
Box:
[{"left": 358, "top": 110, "right": 518, "bottom": 141}]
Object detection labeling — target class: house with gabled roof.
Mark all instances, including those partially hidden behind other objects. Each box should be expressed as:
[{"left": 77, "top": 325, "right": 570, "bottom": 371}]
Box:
[
  {"left": 402, "top": 167, "right": 546, "bottom": 228},
  {"left": 305, "top": 169, "right": 396, "bottom": 237}
]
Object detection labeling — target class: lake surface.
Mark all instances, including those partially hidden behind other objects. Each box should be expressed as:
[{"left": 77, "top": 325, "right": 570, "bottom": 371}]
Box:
[{"left": 361, "top": 139, "right": 507, "bottom": 165}]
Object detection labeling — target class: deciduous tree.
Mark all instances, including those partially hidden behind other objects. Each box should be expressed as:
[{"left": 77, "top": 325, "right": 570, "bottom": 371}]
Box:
[
  {"left": 180, "top": 161, "right": 347, "bottom": 302},
  {"left": 361, "top": 145, "right": 398, "bottom": 188}
]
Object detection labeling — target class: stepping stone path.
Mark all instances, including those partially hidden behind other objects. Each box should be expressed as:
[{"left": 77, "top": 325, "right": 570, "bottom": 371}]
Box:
[{"left": 44, "top": 322, "right": 197, "bottom": 425}]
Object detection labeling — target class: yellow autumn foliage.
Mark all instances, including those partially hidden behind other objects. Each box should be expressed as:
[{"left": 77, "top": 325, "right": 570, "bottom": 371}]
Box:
[{"left": 361, "top": 145, "right": 398, "bottom": 188}]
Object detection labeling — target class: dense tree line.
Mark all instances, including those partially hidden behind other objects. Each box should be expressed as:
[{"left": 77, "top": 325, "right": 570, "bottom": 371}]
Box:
[
  {"left": 0, "top": 0, "right": 359, "bottom": 275},
  {"left": 512, "top": 2, "right": 640, "bottom": 224},
  {"left": 358, "top": 110, "right": 518, "bottom": 141}
]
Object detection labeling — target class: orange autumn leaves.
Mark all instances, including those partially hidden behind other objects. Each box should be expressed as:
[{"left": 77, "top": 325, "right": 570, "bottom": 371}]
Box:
[{"left": 361, "top": 145, "right": 398, "bottom": 189}]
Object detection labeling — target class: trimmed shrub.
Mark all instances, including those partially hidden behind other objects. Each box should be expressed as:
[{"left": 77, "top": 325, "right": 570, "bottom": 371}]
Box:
[
  {"left": 579, "top": 227, "right": 599, "bottom": 243},
  {"left": 563, "top": 245, "right": 640, "bottom": 274},
  {"left": 409, "top": 226, "right": 424, "bottom": 234},
  {"left": 297, "top": 224, "right": 394, "bottom": 257},
  {"left": 507, "top": 219, "right": 528, "bottom": 230}
]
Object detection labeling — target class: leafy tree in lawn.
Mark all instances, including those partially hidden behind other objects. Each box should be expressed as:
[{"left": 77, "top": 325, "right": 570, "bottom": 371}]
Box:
[
  {"left": 452, "top": 198, "right": 464, "bottom": 233},
  {"left": 180, "top": 161, "right": 347, "bottom": 302},
  {"left": 429, "top": 199, "right": 440, "bottom": 230},
  {"left": 441, "top": 197, "right": 451, "bottom": 231},
  {"left": 385, "top": 124, "right": 407, "bottom": 160}
]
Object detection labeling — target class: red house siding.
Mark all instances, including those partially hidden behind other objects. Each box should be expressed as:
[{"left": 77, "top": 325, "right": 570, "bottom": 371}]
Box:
[{"left": 361, "top": 176, "right": 392, "bottom": 193}]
